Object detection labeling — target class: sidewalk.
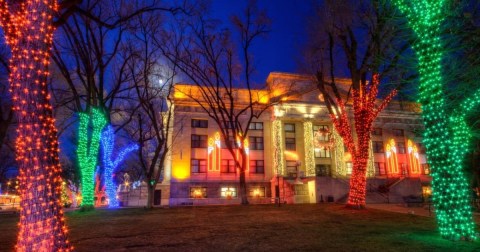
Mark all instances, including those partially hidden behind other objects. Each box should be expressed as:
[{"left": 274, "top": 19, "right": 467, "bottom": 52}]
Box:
[{"left": 367, "top": 203, "right": 435, "bottom": 217}]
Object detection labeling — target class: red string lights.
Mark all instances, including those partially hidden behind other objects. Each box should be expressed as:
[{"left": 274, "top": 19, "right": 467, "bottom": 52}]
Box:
[
  {"left": 0, "top": 1, "right": 71, "bottom": 250},
  {"left": 330, "top": 74, "right": 396, "bottom": 208}
]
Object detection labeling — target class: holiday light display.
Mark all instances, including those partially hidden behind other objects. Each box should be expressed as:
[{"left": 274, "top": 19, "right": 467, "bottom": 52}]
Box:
[
  {"left": 366, "top": 140, "right": 375, "bottom": 178},
  {"left": 391, "top": 0, "right": 476, "bottom": 239},
  {"left": 407, "top": 140, "right": 421, "bottom": 175},
  {"left": 332, "top": 128, "right": 346, "bottom": 177},
  {"left": 101, "top": 125, "right": 138, "bottom": 207},
  {"left": 272, "top": 119, "right": 285, "bottom": 175},
  {"left": 385, "top": 139, "right": 399, "bottom": 175},
  {"left": 208, "top": 132, "right": 221, "bottom": 172},
  {"left": 329, "top": 74, "right": 396, "bottom": 208},
  {"left": 77, "top": 108, "right": 107, "bottom": 207},
  {"left": 303, "top": 121, "right": 316, "bottom": 176},
  {"left": 0, "top": 0, "right": 72, "bottom": 250}
]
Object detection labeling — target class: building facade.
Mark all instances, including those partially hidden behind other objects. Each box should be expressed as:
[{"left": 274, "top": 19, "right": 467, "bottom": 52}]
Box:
[{"left": 160, "top": 72, "right": 431, "bottom": 206}]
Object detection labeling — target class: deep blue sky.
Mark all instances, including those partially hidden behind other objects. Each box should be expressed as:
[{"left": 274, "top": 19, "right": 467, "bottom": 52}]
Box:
[{"left": 210, "top": 1, "right": 314, "bottom": 84}]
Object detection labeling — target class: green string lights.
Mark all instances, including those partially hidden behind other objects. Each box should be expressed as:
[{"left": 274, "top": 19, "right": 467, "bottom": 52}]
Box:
[
  {"left": 77, "top": 108, "right": 107, "bottom": 207},
  {"left": 391, "top": 0, "right": 476, "bottom": 240}
]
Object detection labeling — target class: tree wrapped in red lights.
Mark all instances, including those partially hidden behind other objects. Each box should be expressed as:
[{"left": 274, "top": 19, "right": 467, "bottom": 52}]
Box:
[
  {"left": 321, "top": 74, "right": 396, "bottom": 208},
  {"left": 0, "top": 0, "right": 71, "bottom": 250}
]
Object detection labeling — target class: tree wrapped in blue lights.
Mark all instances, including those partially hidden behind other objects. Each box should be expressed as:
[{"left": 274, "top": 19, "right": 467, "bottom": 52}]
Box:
[
  {"left": 101, "top": 125, "right": 138, "bottom": 207},
  {"left": 390, "top": 0, "right": 477, "bottom": 240},
  {"left": 77, "top": 107, "right": 107, "bottom": 208}
]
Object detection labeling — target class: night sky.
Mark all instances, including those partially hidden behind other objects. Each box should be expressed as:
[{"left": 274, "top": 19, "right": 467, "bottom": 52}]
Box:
[{"left": 210, "top": 1, "right": 314, "bottom": 84}]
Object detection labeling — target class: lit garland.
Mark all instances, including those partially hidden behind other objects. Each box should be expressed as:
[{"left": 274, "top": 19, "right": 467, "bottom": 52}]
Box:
[
  {"left": 366, "top": 140, "right": 375, "bottom": 178},
  {"left": 332, "top": 128, "right": 345, "bottom": 177},
  {"left": 272, "top": 119, "right": 285, "bottom": 175},
  {"left": 0, "top": 0, "right": 72, "bottom": 250},
  {"left": 391, "top": 0, "right": 476, "bottom": 240},
  {"left": 77, "top": 108, "right": 107, "bottom": 207},
  {"left": 303, "top": 121, "right": 316, "bottom": 176},
  {"left": 101, "top": 125, "right": 138, "bottom": 208},
  {"left": 329, "top": 74, "right": 396, "bottom": 208}
]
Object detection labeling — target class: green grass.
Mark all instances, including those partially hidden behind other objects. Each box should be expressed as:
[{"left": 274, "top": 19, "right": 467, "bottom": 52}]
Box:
[{"left": 1, "top": 204, "right": 479, "bottom": 251}]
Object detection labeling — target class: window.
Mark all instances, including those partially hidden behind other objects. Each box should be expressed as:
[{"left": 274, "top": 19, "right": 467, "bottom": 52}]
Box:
[
  {"left": 221, "top": 187, "right": 237, "bottom": 198},
  {"left": 284, "top": 123, "right": 295, "bottom": 132},
  {"left": 191, "top": 159, "right": 207, "bottom": 173},
  {"left": 374, "top": 162, "right": 386, "bottom": 175},
  {"left": 285, "top": 138, "right": 296, "bottom": 150},
  {"left": 313, "top": 125, "right": 330, "bottom": 141},
  {"left": 397, "top": 142, "right": 406, "bottom": 154},
  {"left": 249, "top": 187, "right": 265, "bottom": 197},
  {"left": 190, "top": 187, "right": 207, "bottom": 198},
  {"left": 249, "top": 160, "right": 264, "bottom": 174},
  {"left": 373, "top": 141, "right": 384, "bottom": 153},
  {"left": 191, "top": 134, "right": 208, "bottom": 148},
  {"left": 249, "top": 136, "right": 264, "bottom": 150},
  {"left": 249, "top": 122, "right": 263, "bottom": 130},
  {"left": 191, "top": 119, "right": 208, "bottom": 128},
  {"left": 314, "top": 148, "right": 331, "bottom": 158},
  {"left": 286, "top": 160, "right": 298, "bottom": 177},
  {"left": 221, "top": 159, "right": 236, "bottom": 173},
  {"left": 372, "top": 128, "right": 382, "bottom": 136},
  {"left": 315, "top": 164, "right": 331, "bottom": 177},
  {"left": 393, "top": 129, "right": 404, "bottom": 137},
  {"left": 346, "top": 162, "right": 353, "bottom": 175},
  {"left": 422, "top": 164, "right": 430, "bottom": 175}
]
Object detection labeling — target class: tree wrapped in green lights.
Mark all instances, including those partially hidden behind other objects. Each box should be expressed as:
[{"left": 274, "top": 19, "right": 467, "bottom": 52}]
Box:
[
  {"left": 77, "top": 107, "right": 107, "bottom": 207},
  {"left": 390, "top": 0, "right": 477, "bottom": 240}
]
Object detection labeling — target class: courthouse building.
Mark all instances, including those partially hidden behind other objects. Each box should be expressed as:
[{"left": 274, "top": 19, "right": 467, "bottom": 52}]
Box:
[{"left": 158, "top": 72, "right": 431, "bottom": 206}]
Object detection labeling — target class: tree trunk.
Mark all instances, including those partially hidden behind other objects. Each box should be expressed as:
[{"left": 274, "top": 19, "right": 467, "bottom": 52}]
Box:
[
  {"left": 8, "top": 2, "right": 71, "bottom": 250},
  {"left": 415, "top": 41, "right": 475, "bottom": 240},
  {"left": 146, "top": 183, "right": 155, "bottom": 209},
  {"left": 239, "top": 152, "right": 249, "bottom": 205},
  {"left": 346, "top": 157, "right": 368, "bottom": 209}
]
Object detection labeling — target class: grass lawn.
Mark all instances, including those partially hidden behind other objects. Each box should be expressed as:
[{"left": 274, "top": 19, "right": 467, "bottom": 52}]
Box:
[{"left": 1, "top": 204, "right": 480, "bottom": 251}]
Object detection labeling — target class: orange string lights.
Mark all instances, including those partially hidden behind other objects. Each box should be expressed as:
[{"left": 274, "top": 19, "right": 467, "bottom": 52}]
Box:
[
  {"left": 330, "top": 74, "right": 396, "bottom": 208},
  {"left": 0, "top": 1, "right": 71, "bottom": 251}
]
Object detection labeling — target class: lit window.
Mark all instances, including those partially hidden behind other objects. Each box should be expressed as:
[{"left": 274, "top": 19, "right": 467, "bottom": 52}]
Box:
[
  {"left": 346, "top": 162, "right": 353, "bottom": 175},
  {"left": 249, "top": 187, "right": 265, "bottom": 197},
  {"left": 190, "top": 187, "right": 207, "bottom": 198},
  {"left": 313, "top": 125, "right": 330, "bottom": 141},
  {"left": 422, "top": 164, "right": 430, "bottom": 175},
  {"left": 221, "top": 187, "right": 237, "bottom": 198},
  {"left": 314, "top": 148, "right": 331, "bottom": 158}
]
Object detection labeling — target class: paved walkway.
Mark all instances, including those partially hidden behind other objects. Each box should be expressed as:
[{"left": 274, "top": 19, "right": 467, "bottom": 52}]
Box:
[{"left": 367, "top": 203, "right": 435, "bottom": 217}]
